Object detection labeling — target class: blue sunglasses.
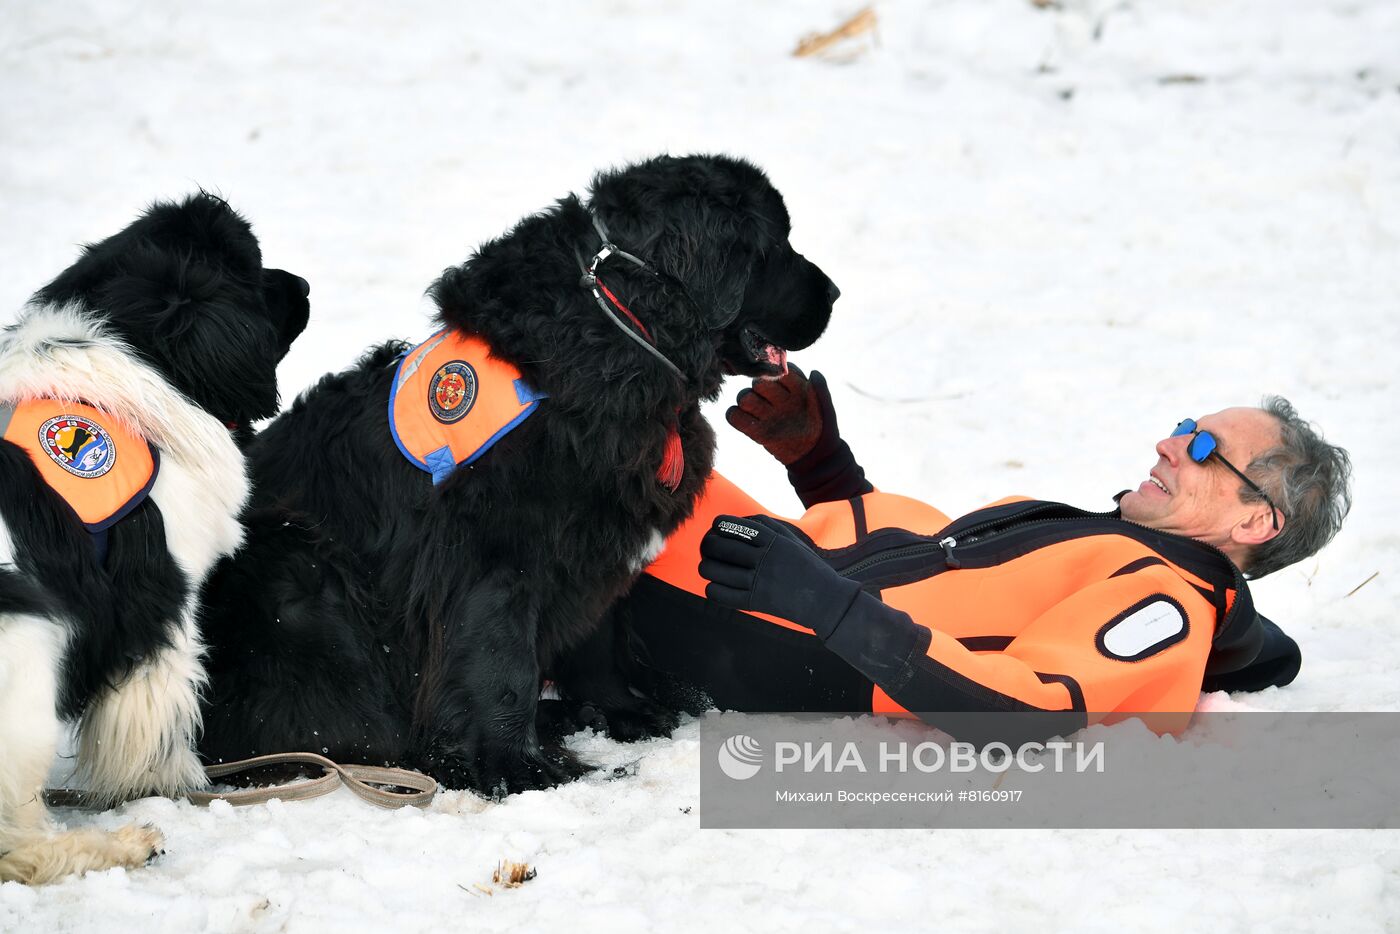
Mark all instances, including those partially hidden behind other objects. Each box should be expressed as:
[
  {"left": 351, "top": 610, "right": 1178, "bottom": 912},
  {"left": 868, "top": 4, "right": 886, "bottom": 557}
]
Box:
[{"left": 1172, "top": 419, "right": 1280, "bottom": 530}]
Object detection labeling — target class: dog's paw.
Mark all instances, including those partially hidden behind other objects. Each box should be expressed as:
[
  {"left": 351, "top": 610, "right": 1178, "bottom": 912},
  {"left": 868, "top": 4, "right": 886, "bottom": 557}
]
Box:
[
  {"left": 116, "top": 824, "right": 166, "bottom": 866},
  {"left": 428, "top": 746, "right": 596, "bottom": 797},
  {"left": 535, "top": 698, "right": 604, "bottom": 742},
  {"left": 596, "top": 698, "right": 681, "bottom": 743},
  {"left": 569, "top": 702, "right": 611, "bottom": 735},
  {"left": 0, "top": 823, "right": 166, "bottom": 885},
  {"left": 484, "top": 748, "right": 595, "bottom": 798},
  {"left": 542, "top": 743, "right": 595, "bottom": 783}
]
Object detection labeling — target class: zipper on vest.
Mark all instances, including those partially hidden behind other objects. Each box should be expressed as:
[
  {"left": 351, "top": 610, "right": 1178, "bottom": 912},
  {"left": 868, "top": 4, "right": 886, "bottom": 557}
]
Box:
[
  {"left": 834, "top": 511, "right": 1108, "bottom": 584},
  {"left": 939, "top": 536, "right": 960, "bottom": 569},
  {"left": 833, "top": 526, "right": 1048, "bottom": 581},
  {"left": 835, "top": 504, "right": 1072, "bottom": 580},
  {"left": 838, "top": 541, "right": 947, "bottom": 577}
]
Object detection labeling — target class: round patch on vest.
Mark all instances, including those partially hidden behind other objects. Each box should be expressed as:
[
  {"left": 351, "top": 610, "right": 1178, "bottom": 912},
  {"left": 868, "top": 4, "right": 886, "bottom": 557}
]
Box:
[
  {"left": 428, "top": 361, "right": 478, "bottom": 424},
  {"left": 38, "top": 414, "right": 116, "bottom": 479}
]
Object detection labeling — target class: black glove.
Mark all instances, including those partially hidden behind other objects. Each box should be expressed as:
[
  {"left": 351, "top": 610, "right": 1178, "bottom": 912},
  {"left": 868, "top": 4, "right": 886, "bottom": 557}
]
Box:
[{"left": 698, "top": 514, "right": 861, "bottom": 641}]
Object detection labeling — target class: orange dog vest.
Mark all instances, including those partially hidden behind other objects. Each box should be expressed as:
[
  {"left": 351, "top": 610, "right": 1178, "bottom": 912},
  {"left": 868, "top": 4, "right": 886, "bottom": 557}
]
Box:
[
  {"left": 389, "top": 330, "right": 547, "bottom": 484},
  {"left": 0, "top": 399, "right": 158, "bottom": 531}
]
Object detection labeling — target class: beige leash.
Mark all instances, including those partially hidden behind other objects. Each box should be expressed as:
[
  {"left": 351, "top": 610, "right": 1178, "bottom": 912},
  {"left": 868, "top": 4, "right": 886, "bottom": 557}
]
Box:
[{"left": 45, "top": 752, "right": 437, "bottom": 810}]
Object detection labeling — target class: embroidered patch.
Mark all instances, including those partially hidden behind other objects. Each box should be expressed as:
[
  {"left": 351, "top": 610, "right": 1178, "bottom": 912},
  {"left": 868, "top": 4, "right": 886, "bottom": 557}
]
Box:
[
  {"left": 38, "top": 414, "right": 116, "bottom": 479},
  {"left": 428, "top": 361, "right": 477, "bottom": 424}
]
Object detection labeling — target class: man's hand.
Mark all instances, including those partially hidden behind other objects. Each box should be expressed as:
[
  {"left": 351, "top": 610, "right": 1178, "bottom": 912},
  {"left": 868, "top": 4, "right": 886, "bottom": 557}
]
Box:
[
  {"left": 699, "top": 514, "right": 861, "bottom": 641},
  {"left": 725, "top": 366, "right": 837, "bottom": 466}
]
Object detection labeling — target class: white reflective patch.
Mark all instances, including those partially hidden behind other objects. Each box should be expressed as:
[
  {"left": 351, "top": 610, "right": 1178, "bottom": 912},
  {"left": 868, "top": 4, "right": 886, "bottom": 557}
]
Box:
[{"left": 1101, "top": 600, "right": 1186, "bottom": 659}]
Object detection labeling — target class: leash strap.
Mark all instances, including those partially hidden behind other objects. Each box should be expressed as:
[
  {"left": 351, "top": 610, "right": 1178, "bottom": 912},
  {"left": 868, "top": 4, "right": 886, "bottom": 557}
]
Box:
[
  {"left": 576, "top": 215, "right": 688, "bottom": 384},
  {"left": 45, "top": 752, "right": 437, "bottom": 811}
]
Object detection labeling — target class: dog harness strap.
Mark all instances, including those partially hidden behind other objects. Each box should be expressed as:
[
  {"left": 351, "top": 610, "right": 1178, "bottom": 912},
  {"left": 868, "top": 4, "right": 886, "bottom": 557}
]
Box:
[
  {"left": 577, "top": 213, "right": 688, "bottom": 384},
  {"left": 587, "top": 275, "right": 687, "bottom": 383},
  {"left": 0, "top": 398, "right": 158, "bottom": 531},
  {"left": 597, "top": 280, "right": 653, "bottom": 340},
  {"left": 388, "top": 330, "right": 547, "bottom": 485},
  {"left": 587, "top": 281, "right": 687, "bottom": 491}
]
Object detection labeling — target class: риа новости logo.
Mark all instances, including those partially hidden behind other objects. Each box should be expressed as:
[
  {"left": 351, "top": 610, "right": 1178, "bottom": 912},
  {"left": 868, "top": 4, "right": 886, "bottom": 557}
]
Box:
[{"left": 717, "top": 735, "right": 764, "bottom": 780}]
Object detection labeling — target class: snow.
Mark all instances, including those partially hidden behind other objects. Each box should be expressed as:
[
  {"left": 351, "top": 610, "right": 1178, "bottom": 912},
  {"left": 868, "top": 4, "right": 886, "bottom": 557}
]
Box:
[{"left": 3, "top": 0, "right": 1399, "bottom": 929}]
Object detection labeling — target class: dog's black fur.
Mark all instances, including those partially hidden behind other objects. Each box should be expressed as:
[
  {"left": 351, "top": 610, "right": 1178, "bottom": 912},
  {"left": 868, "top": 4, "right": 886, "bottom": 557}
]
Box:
[
  {"left": 199, "top": 155, "right": 838, "bottom": 795},
  {"left": 35, "top": 196, "right": 310, "bottom": 446}
]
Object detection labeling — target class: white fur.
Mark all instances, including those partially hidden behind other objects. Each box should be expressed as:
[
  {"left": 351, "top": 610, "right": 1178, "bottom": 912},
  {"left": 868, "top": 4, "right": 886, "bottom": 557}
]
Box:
[
  {"left": 0, "top": 303, "right": 252, "bottom": 807},
  {"left": 145, "top": 427, "right": 247, "bottom": 583},
  {"left": 0, "top": 823, "right": 164, "bottom": 886},
  {"left": 72, "top": 618, "right": 210, "bottom": 802},
  {"left": 0, "top": 515, "right": 13, "bottom": 568},
  {"left": 630, "top": 528, "right": 668, "bottom": 572},
  {"left": 0, "top": 615, "right": 66, "bottom": 846},
  {"left": 0, "top": 616, "right": 157, "bottom": 886}
]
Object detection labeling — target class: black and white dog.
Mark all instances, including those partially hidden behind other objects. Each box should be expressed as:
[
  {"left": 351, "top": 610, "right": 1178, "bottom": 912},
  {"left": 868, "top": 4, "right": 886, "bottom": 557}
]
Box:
[
  {"left": 0, "top": 194, "right": 309, "bottom": 885},
  {"left": 200, "top": 154, "right": 838, "bottom": 795}
]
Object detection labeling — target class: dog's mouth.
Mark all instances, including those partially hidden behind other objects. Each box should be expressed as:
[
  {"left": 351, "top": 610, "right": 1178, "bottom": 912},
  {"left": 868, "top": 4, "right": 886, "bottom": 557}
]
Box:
[{"left": 729, "top": 326, "right": 789, "bottom": 379}]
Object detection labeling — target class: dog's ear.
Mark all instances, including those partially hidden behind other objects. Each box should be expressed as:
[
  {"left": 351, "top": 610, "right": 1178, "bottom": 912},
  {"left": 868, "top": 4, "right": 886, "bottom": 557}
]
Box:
[
  {"left": 650, "top": 230, "right": 754, "bottom": 330},
  {"left": 589, "top": 194, "right": 759, "bottom": 329},
  {"left": 588, "top": 155, "right": 790, "bottom": 329},
  {"left": 94, "top": 247, "right": 283, "bottom": 418},
  {"left": 35, "top": 194, "right": 287, "bottom": 424}
]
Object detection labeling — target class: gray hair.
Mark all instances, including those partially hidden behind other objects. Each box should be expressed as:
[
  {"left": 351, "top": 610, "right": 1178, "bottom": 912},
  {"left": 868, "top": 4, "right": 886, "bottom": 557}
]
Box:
[{"left": 1239, "top": 396, "right": 1353, "bottom": 578}]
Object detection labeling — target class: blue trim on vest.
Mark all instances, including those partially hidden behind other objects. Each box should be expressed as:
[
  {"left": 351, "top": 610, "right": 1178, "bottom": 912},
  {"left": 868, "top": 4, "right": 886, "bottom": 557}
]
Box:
[
  {"left": 387, "top": 338, "right": 548, "bottom": 485},
  {"left": 424, "top": 445, "right": 458, "bottom": 485},
  {"left": 84, "top": 445, "right": 162, "bottom": 533},
  {"left": 421, "top": 398, "right": 545, "bottom": 485},
  {"left": 457, "top": 398, "right": 542, "bottom": 470},
  {"left": 514, "top": 378, "right": 548, "bottom": 405}
]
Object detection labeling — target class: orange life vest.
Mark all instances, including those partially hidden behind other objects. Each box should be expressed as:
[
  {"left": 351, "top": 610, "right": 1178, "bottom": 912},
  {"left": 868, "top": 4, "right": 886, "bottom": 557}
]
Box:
[
  {"left": 0, "top": 398, "right": 158, "bottom": 531},
  {"left": 645, "top": 472, "right": 1255, "bottom": 731},
  {"left": 388, "top": 330, "right": 547, "bottom": 484}
]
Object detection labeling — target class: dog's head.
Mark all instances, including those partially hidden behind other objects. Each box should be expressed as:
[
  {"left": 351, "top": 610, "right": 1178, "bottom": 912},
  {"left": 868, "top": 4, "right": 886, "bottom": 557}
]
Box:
[
  {"left": 35, "top": 192, "right": 310, "bottom": 433},
  {"left": 587, "top": 154, "right": 838, "bottom": 386}
]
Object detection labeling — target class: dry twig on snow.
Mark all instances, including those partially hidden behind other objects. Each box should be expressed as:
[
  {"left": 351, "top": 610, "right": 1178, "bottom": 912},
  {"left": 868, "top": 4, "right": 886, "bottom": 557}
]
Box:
[
  {"left": 794, "top": 7, "right": 877, "bottom": 59},
  {"left": 1346, "top": 571, "right": 1379, "bottom": 598}
]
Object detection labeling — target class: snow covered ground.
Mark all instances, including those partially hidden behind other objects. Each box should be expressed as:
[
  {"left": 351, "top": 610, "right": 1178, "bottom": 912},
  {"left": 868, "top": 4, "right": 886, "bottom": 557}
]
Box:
[{"left": 3, "top": 0, "right": 1398, "bottom": 929}]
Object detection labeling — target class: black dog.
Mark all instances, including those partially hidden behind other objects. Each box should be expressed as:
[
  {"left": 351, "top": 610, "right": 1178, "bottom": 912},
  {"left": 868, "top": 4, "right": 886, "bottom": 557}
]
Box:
[
  {"left": 199, "top": 154, "right": 838, "bottom": 795},
  {"left": 0, "top": 193, "right": 309, "bottom": 885}
]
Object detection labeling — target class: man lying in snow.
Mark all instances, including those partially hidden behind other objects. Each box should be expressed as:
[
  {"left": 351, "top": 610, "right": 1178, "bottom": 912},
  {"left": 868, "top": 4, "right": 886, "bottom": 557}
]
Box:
[{"left": 623, "top": 369, "right": 1352, "bottom": 735}]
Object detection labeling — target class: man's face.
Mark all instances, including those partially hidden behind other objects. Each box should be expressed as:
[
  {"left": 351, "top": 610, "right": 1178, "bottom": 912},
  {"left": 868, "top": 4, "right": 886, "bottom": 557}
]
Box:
[{"left": 1119, "top": 407, "right": 1283, "bottom": 551}]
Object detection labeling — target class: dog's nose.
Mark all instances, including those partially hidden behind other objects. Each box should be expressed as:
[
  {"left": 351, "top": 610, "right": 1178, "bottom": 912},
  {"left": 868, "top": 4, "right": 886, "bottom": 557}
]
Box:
[
  {"left": 295, "top": 275, "right": 310, "bottom": 298},
  {"left": 826, "top": 279, "right": 841, "bottom": 304}
]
